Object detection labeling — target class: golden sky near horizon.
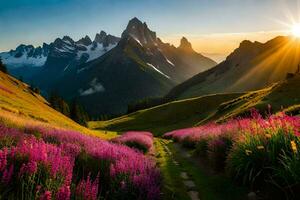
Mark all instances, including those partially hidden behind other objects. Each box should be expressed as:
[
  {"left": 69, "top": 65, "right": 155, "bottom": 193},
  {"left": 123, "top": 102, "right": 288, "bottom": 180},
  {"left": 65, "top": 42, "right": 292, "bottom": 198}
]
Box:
[{"left": 162, "top": 30, "right": 289, "bottom": 63}]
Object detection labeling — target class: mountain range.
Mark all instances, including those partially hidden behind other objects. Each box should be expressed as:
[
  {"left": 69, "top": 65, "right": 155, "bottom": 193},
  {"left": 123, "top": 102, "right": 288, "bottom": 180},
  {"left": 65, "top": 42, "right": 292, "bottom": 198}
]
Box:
[
  {"left": 0, "top": 17, "right": 216, "bottom": 116},
  {"left": 166, "top": 36, "right": 300, "bottom": 100}
]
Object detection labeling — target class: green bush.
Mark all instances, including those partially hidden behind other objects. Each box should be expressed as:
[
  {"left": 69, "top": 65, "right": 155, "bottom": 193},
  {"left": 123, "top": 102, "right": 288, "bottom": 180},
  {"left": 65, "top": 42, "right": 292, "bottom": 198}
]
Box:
[
  {"left": 208, "top": 135, "right": 233, "bottom": 172},
  {"left": 227, "top": 129, "right": 297, "bottom": 190},
  {"left": 194, "top": 137, "right": 211, "bottom": 157},
  {"left": 125, "top": 141, "right": 148, "bottom": 153}
]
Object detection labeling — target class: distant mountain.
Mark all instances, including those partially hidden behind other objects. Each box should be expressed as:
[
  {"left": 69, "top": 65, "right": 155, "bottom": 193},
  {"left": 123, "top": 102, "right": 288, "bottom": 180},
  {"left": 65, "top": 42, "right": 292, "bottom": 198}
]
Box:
[
  {"left": 49, "top": 17, "right": 216, "bottom": 116},
  {"left": 0, "top": 31, "right": 120, "bottom": 82},
  {"left": 0, "top": 17, "right": 216, "bottom": 116},
  {"left": 166, "top": 36, "right": 300, "bottom": 100}
]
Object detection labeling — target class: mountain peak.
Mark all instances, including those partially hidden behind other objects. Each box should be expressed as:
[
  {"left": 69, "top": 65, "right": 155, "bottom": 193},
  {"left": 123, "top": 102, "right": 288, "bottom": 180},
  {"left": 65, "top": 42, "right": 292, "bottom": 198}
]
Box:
[
  {"left": 94, "top": 31, "right": 107, "bottom": 43},
  {"left": 77, "top": 35, "right": 92, "bottom": 46},
  {"left": 178, "top": 37, "right": 193, "bottom": 52},
  {"left": 128, "top": 17, "right": 143, "bottom": 26},
  {"left": 121, "top": 17, "right": 157, "bottom": 45},
  {"left": 62, "top": 36, "right": 74, "bottom": 44}
]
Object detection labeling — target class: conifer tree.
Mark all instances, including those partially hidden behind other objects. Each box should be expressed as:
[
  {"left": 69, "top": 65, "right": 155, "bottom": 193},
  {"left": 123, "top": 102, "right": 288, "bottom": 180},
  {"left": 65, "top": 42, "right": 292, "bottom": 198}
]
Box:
[{"left": 0, "top": 58, "right": 7, "bottom": 73}]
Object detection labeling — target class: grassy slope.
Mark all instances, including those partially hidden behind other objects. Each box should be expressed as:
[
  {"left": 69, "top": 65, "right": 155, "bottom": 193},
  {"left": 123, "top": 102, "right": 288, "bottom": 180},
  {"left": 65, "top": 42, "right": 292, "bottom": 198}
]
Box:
[
  {"left": 0, "top": 71, "right": 115, "bottom": 139},
  {"left": 210, "top": 75, "right": 300, "bottom": 123},
  {"left": 89, "top": 75, "right": 300, "bottom": 136},
  {"left": 88, "top": 93, "right": 243, "bottom": 136}
]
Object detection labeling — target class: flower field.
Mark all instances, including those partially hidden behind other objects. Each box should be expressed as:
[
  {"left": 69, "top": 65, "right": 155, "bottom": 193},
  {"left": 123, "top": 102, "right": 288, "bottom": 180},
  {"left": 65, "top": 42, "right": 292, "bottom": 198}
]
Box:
[
  {"left": 111, "top": 131, "right": 154, "bottom": 153},
  {"left": 163, "top": 110, "right": 300, "bottom": 198},
  {"left": 0, "top": 125, "right": 160, "bottom": 200}
]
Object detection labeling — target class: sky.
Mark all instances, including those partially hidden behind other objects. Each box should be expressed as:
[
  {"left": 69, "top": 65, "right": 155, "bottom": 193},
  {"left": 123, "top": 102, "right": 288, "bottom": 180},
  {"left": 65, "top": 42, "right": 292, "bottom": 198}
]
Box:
[{"left": 1, "top": 0, "right": 300, "bottom": 62}]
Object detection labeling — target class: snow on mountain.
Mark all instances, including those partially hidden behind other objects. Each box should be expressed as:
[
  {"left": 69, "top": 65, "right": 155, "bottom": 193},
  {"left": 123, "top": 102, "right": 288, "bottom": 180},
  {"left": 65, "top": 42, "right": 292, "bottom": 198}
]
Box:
[
  {"left": 77, "top": 43, "right": 117, "bottom": 62},
  {"left": 0, "top": 52, "right": 47, "bottom": 68},
  {"left": 0, "top": 31, "right": 120, "bottom": 70},
  {"left": 147, "top": 63, "right": 170, "bottom": 79},
  {"left": 0, "top": 44, "right": 49, "bottom": 68}
]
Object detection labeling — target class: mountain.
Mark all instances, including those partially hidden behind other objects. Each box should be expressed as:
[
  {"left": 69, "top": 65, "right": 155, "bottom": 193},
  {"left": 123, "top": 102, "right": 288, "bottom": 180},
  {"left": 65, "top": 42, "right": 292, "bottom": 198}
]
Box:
[
  {"left": 0, "top": 31, "right": 120, "bottom": 83},
  {"left": 89, "top": 73, "right": 300, "bottom": 135},
  {"left": 54, "top": 18, "right": 216, "bottom": 116},
  {"left": 3, "top": 17, "right": 215, "bottom": 117},
  {"left": 166, "top": 36, "right": 300, "bottom": 100}
]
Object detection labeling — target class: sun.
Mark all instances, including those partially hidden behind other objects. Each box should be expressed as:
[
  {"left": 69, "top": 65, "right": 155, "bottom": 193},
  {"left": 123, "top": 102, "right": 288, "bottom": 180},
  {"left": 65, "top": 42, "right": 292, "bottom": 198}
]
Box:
[{"left": 292, "top": 23, "right": 300, "bottom": 37}]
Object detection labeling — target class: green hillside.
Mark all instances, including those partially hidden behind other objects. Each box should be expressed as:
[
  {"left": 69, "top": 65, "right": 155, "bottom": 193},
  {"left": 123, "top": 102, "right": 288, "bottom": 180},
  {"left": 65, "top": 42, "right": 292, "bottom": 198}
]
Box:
[
  {"left": 212, "top": 74, "right": 300, "bottom": 123},
  {"left": 89, "top": 74, "right": 300, "bottom": 136},
  {"left": 88, "top": 93, "right": 243, "bottom": 136},
  {"left": 0, "top": 71, "right": 115, "bottom": 139}
]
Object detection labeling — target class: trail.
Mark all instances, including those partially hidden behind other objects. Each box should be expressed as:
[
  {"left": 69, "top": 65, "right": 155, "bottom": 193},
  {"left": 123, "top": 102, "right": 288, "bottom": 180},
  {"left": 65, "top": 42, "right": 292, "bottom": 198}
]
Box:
[
  {"left": 155, "top": 138, "right": 200, "bottom": 200},
  {"left": 155, "top": 138, "right": 248, "bottom": 200}
]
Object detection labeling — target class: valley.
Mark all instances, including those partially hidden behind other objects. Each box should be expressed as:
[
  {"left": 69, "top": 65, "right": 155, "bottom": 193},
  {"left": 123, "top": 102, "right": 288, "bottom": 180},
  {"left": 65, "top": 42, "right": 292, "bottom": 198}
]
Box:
[{"left": 1, "top": 2, "right": 300, "bottom": 199}]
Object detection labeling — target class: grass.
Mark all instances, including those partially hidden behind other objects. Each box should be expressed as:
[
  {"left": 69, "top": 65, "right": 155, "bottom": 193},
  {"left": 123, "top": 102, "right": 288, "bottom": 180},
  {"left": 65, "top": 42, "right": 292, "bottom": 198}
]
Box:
[
  {"left": 212, "top": 75, "right": 300, "bottom": 123},
  {"left": 154, "top": 138, "right": 247, "bottom": 200},
  {"left": 0, "top": 71, "right": 116, "bottom": 139},
  {"left": 169, "top": 143, "right": 248, "bottom": 200},
  {"left": 154, "top": 138, "right": 190, "bottom": 200},
  {"left": 89, "top": 75, "right": 300, "bottom": 137},
  {"left": 88, "top": 93, "right": 243, "bottom": 136}
]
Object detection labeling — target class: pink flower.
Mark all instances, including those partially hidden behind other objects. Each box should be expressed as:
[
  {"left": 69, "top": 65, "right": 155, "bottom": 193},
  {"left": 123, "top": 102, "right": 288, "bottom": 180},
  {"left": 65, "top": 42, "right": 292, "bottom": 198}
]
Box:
[
  {"left": 76, "top": 174, "right": 99, "bottom": 200},
  {"left": 40, "top": 191, "right": 51, "bottom": 200},
  {"left": 2, "top": 164, "right": 14, "bottom": 184},
  {"left": 56, "top": 185, "right": 71, "bottom": 200}
]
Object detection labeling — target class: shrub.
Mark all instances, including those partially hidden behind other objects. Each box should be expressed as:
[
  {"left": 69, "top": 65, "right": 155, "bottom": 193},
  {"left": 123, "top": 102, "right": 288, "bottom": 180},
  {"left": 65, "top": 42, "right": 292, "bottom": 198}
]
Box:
[
  {"left": 112, "top": 131, "right": 154, "bottom": 153},
  {"left": 194, "top": 137, "right": 211, "bottom": 157},
  {"left": 227, "top": 128, "right": 298, "bottom": 190},
  {"left": 208, "top": 135, "right": 233, "bottom": 171}
]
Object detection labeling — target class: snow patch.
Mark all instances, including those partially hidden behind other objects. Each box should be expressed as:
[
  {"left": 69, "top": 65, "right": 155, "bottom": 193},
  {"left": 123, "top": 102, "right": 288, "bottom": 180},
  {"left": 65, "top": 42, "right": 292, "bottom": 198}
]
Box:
[
  {"left": 165, "top": 57, "right": 175, "bottom": 66},
  {"left": 63, "top": 63, "right": 71, "bottom": 71},
  {"left": 130, "top": 35, "right": 143, "bottom": 46},
  {"left": 146, "top": 63, "right": 170, "bottom": 79},
  {"left": 77, "top": 43, "right": 116, "bottom": 62},
  {"left": 0, "top": 52, "right": 47, "bottom": 68},
  {"left": 79, "top": 78, "right": 105, "bottom": 96}
]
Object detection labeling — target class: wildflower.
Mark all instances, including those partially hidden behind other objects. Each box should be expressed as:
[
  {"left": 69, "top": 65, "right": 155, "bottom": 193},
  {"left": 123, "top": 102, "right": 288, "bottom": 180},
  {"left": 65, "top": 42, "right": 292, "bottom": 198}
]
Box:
[
  {"left": 291, "top": 140, "right": 298, "bottom": 153},
  {"left": 2, "top": 165, "right": 14, "bottom": 184},
  {"left": 120, "top": 180, "right": 126, "bottom": 189},
  {"left": 265, "top": 134, "right": 272, "bottom": 138},
  {"left": 257, "top": 146, "right": 264, "bottom": 150},
  {"left": 295, "top": 131, "right": 300, "bottom": 137},
  {"left": 245, "top": 150, "right": 252, "bottom": 156},
  {"left": 56, "top": 185, "right": 70, "bottom": 200},
  {"left": 40, "top": 191, "right": 52, "bottom": 200}
]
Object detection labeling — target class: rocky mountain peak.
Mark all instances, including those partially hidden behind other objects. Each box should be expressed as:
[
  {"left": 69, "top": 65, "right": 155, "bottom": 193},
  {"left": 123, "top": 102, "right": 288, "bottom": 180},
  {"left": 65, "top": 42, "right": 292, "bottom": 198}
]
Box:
[
  {"left": 121, "top": 17, "right": 157, "bottom": 45},
  {"left": 94, "top": 31, "right": 107, "bottom": 43},
  {"left": 178, "top": 37, "right": 193, "bottom": 52},
  {"left": 77, "top": 35, "right": 92, "bottom": 46},
  {"left": 62, "top": 36, "right": 75, "bottom": 44}
]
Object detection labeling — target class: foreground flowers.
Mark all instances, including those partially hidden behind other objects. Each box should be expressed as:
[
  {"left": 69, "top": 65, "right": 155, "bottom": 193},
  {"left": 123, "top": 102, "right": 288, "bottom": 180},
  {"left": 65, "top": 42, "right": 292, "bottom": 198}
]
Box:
[
  {"left": 164, "top": 110, "right": 300, "bottom": 198},
  {"left": 0, "top": 125, "right": 160, "bottom": 199},
  {"left": 111, "top": 131, "right": 154, "bottom": 153}
]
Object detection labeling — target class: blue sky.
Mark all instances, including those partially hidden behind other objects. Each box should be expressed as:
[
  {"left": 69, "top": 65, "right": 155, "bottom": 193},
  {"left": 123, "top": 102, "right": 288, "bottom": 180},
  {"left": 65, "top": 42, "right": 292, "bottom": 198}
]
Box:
[{"left": 0, "top": 0, "right": 299, "bottom": 60}]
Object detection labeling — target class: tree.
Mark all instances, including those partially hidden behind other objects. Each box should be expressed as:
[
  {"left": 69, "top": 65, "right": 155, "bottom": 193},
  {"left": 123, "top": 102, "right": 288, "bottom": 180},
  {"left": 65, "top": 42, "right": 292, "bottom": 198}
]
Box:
[
  {"left": 49, "top": 92, "right": 70, "bottom": 117},
  {"left": 70, "top": 99, "right": 89, "bottom": 126},
  {"left": 0, "top": 58, "right": 7, "bottom": 73}
]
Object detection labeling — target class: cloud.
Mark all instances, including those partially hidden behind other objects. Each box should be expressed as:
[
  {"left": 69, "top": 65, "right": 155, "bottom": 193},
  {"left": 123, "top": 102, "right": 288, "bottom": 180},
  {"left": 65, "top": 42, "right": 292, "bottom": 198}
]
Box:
[{"left": 79, "top": 78, "right": 105, "bottom": 96}]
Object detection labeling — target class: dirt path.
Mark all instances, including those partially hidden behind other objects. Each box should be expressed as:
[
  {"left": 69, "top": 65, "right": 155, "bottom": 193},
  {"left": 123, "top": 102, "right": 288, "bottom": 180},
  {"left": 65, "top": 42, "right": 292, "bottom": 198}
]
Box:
[
  {"left": 171, "top": 142, "right": 248, "bottom": 200},
  {"left": 157, "top": 139, "right": 200, "bottom": 200}
]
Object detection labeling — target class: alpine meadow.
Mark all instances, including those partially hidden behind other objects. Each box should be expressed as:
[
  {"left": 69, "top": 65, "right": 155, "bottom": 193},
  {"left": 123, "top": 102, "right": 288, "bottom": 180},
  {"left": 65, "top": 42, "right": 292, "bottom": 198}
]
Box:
[{"left": 1, "top": 1, "right": 300, "bottom": 200}]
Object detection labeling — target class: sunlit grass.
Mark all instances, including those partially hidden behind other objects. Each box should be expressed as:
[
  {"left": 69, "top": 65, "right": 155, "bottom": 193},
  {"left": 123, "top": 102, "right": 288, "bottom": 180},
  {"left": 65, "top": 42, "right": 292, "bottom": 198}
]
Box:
[{"left": 0, "top": 71, "right": 117, "bottom": 139}]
